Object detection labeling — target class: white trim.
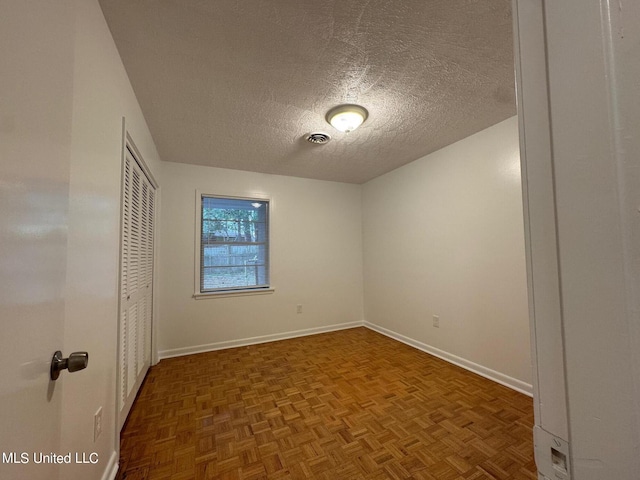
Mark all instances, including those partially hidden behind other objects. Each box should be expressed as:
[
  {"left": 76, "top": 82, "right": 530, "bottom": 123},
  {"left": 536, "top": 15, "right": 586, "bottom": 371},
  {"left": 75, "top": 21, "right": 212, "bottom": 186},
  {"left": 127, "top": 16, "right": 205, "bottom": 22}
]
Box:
[
  {"left": 158, "top": 319, "right": 532, "bottom": 396},
  {"left": 364, "top": 322, "right": 533, "bottom": 397},
  {"left": 193, "top": 287, "right": 275, "bottom": 299},
  {"left": 512, "top": 0, "right": 569, "bottom": 438},
  {"left": 115, "top": 118, "right": 126, "bottom": 464},
  {"left": 125, "top": 131, "right": 158, "bottom": 189},
  {"left": 158, "top": 321, "right": 362, "bottom": 360},
  {"left": 100, "top": 451, "right": 118, "bottom": 480},
  {"left": 151, "top": 182, "right": 161, "bottom": 367}
]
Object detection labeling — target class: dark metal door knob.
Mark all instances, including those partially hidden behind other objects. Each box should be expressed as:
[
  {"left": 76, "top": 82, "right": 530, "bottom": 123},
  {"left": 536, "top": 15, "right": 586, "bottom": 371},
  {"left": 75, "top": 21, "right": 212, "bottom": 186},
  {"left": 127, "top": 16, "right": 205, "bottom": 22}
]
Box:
[{"left": 50, "top": 351, "right": 89, "bottom": 381}]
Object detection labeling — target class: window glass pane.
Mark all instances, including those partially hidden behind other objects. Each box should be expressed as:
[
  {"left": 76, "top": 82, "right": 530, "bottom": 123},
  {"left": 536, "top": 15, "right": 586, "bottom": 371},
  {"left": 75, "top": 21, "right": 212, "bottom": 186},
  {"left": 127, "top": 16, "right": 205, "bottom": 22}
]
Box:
[{"left": 200, "top": 196, "right": 269, "bottom": 292}]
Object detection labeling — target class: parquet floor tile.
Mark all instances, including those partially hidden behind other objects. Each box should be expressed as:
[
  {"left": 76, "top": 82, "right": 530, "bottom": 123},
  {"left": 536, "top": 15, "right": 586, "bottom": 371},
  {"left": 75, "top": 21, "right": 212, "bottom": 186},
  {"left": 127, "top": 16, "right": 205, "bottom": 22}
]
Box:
[{"left": 117, "top": 327, "right": 536, "bottom": 480}]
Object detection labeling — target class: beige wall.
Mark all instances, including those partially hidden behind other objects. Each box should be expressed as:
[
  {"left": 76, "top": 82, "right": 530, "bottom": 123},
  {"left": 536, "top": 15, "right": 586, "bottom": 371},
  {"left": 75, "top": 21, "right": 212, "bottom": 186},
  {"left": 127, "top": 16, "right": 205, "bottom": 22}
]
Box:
[
  {"left": 158, "top": 162, "right": 364, "bottom": 357},
  {"left": 62, "top": 0, "right": 163, "bottom": 478},
  {"left": 362, "top": 117, "right": 532, "bottom": 390}
]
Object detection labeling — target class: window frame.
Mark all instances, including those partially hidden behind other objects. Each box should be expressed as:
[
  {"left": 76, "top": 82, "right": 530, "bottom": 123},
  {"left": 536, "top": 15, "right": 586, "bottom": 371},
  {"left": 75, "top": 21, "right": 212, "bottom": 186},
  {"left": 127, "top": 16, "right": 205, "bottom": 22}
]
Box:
[{"left": 194, "top": 190, "right": 274, "bottom": 299}]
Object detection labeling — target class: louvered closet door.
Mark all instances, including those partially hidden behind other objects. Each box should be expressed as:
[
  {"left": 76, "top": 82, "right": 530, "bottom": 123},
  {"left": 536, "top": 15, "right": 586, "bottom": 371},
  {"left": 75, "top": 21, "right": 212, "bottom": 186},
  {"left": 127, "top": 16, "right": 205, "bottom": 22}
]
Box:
[{"left": 119, "top": 148, "right": 155, "bottom": 429}]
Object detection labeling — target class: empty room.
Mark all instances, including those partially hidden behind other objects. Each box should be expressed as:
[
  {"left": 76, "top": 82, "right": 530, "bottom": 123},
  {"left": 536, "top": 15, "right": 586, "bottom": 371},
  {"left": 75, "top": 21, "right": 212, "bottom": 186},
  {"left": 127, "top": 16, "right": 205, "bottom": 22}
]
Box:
[{"left": 1, "top": 1, "right": 638, "bottom": 480}]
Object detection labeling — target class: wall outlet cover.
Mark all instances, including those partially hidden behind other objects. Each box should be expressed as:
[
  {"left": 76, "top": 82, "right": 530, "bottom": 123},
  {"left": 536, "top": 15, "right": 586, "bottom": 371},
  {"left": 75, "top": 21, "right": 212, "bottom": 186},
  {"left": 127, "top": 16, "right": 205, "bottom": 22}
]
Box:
[{"left": 94, "top": 407, "right": 103, "bottom": 442}]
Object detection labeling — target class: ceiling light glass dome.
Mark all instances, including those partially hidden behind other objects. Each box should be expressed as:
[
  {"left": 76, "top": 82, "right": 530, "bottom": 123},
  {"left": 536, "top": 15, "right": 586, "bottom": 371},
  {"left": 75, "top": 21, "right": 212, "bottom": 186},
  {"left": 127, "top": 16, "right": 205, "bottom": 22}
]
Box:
[{"left": 326, "top": 104, "right": 369, "bottom": 133}]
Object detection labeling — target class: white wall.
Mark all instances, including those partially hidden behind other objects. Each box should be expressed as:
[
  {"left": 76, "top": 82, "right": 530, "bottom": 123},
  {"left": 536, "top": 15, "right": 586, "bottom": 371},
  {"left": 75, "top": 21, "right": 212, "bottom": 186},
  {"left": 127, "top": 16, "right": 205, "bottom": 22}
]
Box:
[
  {"left": 362, "top": 117, "right": 532, "bottom": 390},
  {"left": 61, "top": 1, "right": 163, "bottom": 478},
  {"left": 158, "top": 162, "right": 363, "bottom": 357}
]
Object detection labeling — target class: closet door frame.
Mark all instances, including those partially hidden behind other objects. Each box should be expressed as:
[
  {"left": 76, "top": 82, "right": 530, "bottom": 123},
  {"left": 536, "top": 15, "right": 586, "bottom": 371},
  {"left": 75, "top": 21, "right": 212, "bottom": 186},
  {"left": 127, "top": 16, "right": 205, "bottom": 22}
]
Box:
[{"left": 116, "top": 121, "right": 159, "bottom": 438}]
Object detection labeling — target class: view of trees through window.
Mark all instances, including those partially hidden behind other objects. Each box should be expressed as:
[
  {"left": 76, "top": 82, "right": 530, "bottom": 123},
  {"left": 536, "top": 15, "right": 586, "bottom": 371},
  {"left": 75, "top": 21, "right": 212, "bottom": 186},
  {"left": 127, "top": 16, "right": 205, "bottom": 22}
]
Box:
[{"left": 200, "top": 196, "right": 269, "bottom": 292}]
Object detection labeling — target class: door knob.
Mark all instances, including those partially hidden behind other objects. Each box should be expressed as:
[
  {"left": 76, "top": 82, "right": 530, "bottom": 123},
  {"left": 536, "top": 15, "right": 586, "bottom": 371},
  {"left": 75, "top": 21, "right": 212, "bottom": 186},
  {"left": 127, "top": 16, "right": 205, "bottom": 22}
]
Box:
[{"left": 50, "top": 351, "right": 89, "bottom": 381}]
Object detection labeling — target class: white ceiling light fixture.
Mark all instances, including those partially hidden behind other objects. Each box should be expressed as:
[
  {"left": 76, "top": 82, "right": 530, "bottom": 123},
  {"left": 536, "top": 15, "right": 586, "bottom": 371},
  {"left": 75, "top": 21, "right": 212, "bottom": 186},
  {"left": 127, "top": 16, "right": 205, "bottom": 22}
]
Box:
[{"left": 326, "top": 104, "right": 369, "bottom": 133}]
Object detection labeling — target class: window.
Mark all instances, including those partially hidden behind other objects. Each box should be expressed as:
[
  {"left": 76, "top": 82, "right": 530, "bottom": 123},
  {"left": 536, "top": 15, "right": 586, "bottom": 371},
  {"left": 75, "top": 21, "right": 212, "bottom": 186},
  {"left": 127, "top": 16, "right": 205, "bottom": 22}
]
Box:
[{"left": 197, "top": 194, "right": 270, "bottom": 295}]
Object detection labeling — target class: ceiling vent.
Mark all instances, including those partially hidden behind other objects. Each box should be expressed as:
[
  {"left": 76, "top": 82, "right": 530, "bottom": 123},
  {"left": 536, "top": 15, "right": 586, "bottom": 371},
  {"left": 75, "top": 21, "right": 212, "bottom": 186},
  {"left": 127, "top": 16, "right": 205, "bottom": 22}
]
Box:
[{"left": 306, "top": 132, "right": 331, "bottom": 144}]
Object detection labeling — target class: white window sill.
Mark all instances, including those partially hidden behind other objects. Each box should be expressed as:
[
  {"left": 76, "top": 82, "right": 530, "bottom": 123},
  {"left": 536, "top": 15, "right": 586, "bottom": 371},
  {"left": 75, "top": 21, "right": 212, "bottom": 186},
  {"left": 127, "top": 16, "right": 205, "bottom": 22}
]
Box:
[{"left": 193, "top": 287, "right": 275, "bottom": 299}]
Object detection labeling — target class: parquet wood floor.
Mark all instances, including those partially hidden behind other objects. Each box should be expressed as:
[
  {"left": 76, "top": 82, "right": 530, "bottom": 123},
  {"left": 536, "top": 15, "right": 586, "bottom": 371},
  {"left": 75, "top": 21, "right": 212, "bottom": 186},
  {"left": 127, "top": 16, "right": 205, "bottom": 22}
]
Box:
[{"left": 117, "top": 327, "right": 536, "bottom": 480}]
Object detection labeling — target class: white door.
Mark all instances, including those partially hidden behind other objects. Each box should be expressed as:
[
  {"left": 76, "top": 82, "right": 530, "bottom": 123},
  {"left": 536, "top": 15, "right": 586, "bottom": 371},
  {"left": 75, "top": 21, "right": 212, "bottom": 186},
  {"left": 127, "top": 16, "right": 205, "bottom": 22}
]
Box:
[
  {"left": 118, "top": 147, "right": 155, "bottom": 429},
  {"left": 0, "top": 1, "right": 75, "bottom": 479}
]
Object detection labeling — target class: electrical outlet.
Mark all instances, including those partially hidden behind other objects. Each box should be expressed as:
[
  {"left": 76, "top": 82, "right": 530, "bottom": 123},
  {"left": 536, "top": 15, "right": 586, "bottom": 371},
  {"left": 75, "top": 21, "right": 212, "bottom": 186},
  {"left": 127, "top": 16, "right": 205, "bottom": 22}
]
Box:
[
  {"left": 94, "top": 407, "right": 103, "bottom": 442},
  {"left": 433, "top": 315, "right": 440, "bottom": 328},
  {"left": 296, "top": 304, "right": 302, "bottom": 314}
]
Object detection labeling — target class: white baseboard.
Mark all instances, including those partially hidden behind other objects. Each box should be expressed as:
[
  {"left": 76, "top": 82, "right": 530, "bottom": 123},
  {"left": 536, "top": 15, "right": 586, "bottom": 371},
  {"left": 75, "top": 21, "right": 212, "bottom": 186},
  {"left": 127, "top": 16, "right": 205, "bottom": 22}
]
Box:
[
  {"left": 100, "top": 451, "right": 118, "bottom": 480},
  {"left": 157, "top": 320, "right": 532, "bottom": 397},
  {"left": 158, "top": 321, "right": 363, "bottom": 360},
  {"left": 364, "top": 322, "right": 533, "bottom": 397}
]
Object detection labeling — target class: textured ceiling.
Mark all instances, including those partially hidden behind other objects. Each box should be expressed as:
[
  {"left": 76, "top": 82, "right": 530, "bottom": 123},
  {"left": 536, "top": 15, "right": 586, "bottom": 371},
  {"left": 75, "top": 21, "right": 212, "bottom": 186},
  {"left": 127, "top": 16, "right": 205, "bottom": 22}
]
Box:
[{"left": 99, "top": 0, "right": 515, "bottom": 184}]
